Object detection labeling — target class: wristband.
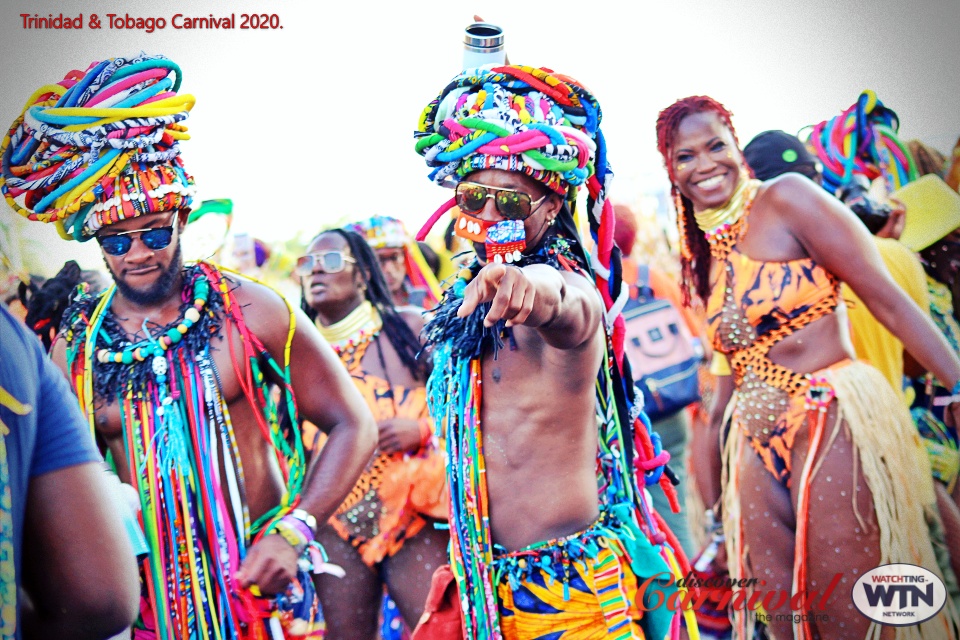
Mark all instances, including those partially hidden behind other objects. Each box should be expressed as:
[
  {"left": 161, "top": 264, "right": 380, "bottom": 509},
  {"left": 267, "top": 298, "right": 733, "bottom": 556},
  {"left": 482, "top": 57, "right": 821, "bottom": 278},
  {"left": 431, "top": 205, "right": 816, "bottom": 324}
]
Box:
[
  {"left": 273, "top": 518, "right": 310, "bottom": 556},
  {"left": 289, "top": 508, "right": 318, "bottom": 535}
]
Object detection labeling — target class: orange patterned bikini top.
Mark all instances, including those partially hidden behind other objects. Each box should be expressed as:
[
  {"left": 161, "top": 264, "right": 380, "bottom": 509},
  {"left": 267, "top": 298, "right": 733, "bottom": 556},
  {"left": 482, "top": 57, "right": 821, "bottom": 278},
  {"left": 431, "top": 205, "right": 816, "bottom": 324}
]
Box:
[{"left": 705, "top": 215, "right": 841, "bottom": 393}]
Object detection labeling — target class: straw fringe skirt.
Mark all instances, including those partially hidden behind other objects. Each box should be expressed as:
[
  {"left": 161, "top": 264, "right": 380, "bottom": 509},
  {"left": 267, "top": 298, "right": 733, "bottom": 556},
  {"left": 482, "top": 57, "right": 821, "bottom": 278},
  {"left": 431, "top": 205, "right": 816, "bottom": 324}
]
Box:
[{"left": 722, "top": 360, "right": 959, "bottom": 639}]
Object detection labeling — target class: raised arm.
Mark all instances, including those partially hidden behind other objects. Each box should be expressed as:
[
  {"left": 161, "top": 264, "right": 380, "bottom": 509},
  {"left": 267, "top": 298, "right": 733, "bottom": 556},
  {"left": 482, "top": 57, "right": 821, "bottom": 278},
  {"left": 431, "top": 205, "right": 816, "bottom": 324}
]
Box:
[
  {"left": 773, "top": 174, "right": 960, "bottom": 411},
  {"left": 457, "top": 262, "right": 603, "bottom": 350}
]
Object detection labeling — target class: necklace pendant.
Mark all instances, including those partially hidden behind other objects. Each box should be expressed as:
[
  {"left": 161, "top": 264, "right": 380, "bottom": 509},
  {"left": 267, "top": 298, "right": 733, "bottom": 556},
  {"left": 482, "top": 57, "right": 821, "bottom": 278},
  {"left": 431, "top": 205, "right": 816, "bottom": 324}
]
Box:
[{"left": 152, "top": 355, "right": 168, "bottom": 377}]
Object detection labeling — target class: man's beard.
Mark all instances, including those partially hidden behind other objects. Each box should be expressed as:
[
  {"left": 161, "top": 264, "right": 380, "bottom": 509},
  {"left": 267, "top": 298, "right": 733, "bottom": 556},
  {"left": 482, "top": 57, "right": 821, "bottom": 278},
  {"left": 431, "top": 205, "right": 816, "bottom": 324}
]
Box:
[{"left": 107, "top": 245, "right": 184, "bottom": 306}]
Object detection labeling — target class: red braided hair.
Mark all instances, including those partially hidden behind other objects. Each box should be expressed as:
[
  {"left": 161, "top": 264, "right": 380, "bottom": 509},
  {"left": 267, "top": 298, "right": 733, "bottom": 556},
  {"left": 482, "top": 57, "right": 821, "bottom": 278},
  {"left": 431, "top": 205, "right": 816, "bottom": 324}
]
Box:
[{"left": 655, "top": 96, "right": 740, "bottom": 305}]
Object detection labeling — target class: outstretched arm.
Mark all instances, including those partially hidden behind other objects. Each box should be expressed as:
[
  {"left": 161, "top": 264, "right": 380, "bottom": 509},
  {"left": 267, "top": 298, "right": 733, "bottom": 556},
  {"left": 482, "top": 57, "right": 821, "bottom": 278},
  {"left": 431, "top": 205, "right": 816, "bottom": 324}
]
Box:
[
  {"left": 775, "top": 174, "right": 960, "bottom": 421},
  {"left": 457, "top": 262, "right": 602, "bottom": 349}
]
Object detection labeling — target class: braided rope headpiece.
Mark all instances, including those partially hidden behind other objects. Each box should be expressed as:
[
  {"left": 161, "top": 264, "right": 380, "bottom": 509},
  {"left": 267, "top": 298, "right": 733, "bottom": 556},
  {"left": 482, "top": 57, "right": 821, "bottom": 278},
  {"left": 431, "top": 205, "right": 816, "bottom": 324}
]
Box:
[
  {"left": 413, "top": 65, "right": 623, "bottom": 318},
  {"left": 347, "top": 215, "right": 409, "bottom": 249},
  {"left": 808, "top": 90, "right": 917, "bottom": 196},
  {"left": 0, "top": 53, "right": 196, "bottom": 241}
]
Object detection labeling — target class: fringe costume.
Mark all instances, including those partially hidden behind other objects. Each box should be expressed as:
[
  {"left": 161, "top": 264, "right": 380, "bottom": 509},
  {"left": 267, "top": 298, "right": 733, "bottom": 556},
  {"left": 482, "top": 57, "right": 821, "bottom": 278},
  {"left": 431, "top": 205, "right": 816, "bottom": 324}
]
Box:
[
  {"left": 62, "top": 262, "right": 324, "bottom": 639},
  {"left": 707, "top": 185, "right": 959, "bottom": 639},
  {"left": 413, "top": 65, "right": 697, "bottom": 640},
  {"left": 424, "top": 237, "right": 693, "bottom": 640}
]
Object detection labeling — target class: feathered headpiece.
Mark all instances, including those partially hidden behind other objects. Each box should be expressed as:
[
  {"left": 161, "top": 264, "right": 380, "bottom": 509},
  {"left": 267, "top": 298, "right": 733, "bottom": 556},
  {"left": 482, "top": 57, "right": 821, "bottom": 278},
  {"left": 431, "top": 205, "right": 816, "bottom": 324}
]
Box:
[{"left": 0, "top": 53, "right": 196, "bottom": 241}]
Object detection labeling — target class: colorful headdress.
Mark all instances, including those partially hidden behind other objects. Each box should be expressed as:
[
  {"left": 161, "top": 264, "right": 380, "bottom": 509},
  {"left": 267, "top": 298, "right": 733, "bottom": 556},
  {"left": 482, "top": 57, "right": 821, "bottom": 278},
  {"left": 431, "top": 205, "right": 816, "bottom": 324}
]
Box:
[
  {"left": 349, "top": 215, "right": 442, "bottom": 308},
  {"left": 413, "top": 65, "right": 626, "bottom": 338},
  {"left": 807, "top": 90, "right": 917, "bottom": 196},
  {"left": 0, "top": 53, "right": 196, "bottom": 241},
  {"left": 348, "top": 215, "right": 409, "bottom": 249}
]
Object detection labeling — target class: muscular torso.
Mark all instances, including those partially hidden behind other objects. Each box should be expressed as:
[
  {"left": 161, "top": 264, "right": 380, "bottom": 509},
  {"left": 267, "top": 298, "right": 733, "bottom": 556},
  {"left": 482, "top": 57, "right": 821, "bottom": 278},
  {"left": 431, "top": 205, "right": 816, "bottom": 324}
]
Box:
[
  {"left": 92, "top": 292, "right": 286, "bottom": 529},
  {"left": 479, "top": 321, "right": 605, "bottom": 551}
]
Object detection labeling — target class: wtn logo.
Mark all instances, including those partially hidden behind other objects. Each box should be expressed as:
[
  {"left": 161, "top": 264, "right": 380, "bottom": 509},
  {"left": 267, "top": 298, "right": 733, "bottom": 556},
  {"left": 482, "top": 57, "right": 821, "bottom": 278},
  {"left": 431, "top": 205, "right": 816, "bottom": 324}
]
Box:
[
  {"left": 862, "top": 581, "right": 935, "bottom": 609},
  {"left": 852, "top": 564, "right": 947, "bottom": 627}
]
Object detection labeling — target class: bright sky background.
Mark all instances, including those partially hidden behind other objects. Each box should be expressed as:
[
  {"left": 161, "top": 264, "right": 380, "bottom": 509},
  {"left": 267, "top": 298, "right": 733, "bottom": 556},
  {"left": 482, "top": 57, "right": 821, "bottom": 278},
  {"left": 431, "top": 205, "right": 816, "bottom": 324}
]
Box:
[{"left": 2, "top": 0, "right": 958, "bottom": 272}]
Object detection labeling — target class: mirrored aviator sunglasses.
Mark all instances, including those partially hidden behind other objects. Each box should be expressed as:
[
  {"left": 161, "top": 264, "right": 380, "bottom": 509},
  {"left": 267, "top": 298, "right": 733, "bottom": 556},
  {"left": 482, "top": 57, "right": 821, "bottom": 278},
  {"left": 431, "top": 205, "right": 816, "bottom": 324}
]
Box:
[
  {"left": 97, "top": 226, "right": 175, "bottom": 256},
  {"left": 455, "top": 183, "right": 544, "bottom": 221},
  {"left": 294, "top": 251, "right": 356, "bottom": 276}
]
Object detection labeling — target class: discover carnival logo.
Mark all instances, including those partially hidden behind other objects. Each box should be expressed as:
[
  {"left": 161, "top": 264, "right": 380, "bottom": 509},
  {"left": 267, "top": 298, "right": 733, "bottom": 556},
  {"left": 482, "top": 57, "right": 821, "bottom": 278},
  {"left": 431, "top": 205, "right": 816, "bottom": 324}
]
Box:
[{"left": 852, "top": 564, "right": 947, "bottom": 626}]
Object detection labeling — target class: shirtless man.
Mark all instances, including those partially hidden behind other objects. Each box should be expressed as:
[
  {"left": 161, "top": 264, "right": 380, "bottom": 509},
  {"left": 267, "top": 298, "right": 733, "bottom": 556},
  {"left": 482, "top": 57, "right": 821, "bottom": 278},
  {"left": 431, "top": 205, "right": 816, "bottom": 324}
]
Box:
[
  {"left": 412, "top": 65, "right": 683, "bottom": 640},
  {"left": 2, "top": 54, "right": 376, "bottom": 639}
]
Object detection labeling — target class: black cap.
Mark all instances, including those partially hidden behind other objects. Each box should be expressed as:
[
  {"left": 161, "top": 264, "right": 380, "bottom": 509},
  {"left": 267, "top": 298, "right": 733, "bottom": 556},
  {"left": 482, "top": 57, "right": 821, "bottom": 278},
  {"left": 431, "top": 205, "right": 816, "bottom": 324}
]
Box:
[{"left": 743, "top": 130, "right": 819, "bottom": 181}]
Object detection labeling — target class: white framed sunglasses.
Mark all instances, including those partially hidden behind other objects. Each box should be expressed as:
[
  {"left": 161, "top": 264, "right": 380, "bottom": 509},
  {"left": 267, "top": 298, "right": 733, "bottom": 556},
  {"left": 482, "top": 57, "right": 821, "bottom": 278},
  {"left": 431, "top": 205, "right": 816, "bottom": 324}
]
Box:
[{"left": 295, "top": 251, "right": 356, "bottom": 276}]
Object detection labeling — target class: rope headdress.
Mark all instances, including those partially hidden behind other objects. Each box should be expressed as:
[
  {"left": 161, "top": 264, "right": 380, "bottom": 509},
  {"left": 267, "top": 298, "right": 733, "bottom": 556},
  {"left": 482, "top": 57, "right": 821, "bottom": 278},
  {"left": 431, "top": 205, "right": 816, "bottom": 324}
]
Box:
[
  {"left": 808, "top": 90, "right": 918, "bottom": 196},
  {"left": 347, "top": 215, "right": 442, "bottom": 308},
  {"left": 414, "top": 66, "right": 690, "bottom": 640},
  {"left": 0, "top": 53, "right": 196, "bottom": 241},
  {"left": 413, "top": 65, "right": 629, "bottom": 350}
]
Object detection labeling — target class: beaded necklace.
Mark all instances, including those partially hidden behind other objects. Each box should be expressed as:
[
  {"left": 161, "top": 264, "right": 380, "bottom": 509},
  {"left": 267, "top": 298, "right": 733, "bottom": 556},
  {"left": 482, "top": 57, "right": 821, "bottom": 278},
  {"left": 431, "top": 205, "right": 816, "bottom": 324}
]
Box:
[
  {"left": 62, "top": 262, "right": 308, "bottom": 640},
  {"left": 316, "top": 300, "right": 382, "bottom": 369}
]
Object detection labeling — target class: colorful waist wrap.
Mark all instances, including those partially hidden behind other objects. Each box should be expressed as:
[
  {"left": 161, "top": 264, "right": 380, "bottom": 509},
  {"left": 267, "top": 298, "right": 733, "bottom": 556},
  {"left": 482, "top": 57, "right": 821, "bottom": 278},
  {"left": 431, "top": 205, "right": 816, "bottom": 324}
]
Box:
[
  {"left": 493, "top": 509, "right": 673, "bottom": 640},
  {"left": 62, "top": 262, "right": 323, "bottom": 639}
]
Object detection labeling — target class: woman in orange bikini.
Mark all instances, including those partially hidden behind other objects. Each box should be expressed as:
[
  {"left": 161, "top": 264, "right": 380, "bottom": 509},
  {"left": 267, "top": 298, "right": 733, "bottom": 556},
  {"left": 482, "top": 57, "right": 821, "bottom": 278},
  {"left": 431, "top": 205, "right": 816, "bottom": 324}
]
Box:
[
  {"left": 298, "top": 228, "right": 448, "bottom": 639},
  {"left": 656, "top": 96, "right": 960, "bottom": 639}
]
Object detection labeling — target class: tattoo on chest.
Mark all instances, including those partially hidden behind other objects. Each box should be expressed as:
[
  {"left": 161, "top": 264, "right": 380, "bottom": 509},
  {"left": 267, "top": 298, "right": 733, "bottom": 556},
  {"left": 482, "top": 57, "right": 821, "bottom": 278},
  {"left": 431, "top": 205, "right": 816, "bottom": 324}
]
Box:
[{"left": 492, "top": 368, "right": 501, "bottom": 383}]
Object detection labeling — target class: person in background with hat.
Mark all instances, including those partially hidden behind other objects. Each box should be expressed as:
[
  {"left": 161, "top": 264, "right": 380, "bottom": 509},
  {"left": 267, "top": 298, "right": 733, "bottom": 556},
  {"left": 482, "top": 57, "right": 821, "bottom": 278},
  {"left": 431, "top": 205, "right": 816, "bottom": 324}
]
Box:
[
  {"left": 898, "top": 160, "right": 960, "bottom": 587},
  {"left": 348, "top": 216, "right": 442, "bottom": 310},
  {"left": 1, "top": 54, "right": 377, "bottom": 639}
]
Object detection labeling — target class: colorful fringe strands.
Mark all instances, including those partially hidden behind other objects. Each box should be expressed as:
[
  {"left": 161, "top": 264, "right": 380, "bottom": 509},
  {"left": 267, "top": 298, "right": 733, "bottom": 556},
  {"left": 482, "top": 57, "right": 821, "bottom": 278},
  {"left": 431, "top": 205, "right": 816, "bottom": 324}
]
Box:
[
  {"left": 808, "top": 90, "right": 918, "bottom": 195},
  {"left": 415, "top": 65, "right": 696, "bottom": 640},
  {"left": 62, "top": 263, "right": 321, "bottom": 639},
  {"left": 0, "top": 53, "right": 196, "bottom": 241}
]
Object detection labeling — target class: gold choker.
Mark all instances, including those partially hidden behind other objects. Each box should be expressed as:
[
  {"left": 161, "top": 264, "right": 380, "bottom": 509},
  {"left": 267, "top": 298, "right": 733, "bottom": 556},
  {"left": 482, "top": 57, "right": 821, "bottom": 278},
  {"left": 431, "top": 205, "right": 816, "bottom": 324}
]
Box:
[
  {"left": 693, "top": 177, "right": 761, "bottom": 235},
  {"left": 316, "top": 300, "right": 382, "bottom": 349}
]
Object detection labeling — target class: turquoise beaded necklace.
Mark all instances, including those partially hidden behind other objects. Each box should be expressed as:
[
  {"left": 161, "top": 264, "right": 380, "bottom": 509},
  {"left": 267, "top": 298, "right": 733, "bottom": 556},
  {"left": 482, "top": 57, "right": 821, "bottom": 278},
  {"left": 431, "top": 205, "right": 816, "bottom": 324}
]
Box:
[{"left": 94, "top": 276, "right": 210, "bottom": 365}]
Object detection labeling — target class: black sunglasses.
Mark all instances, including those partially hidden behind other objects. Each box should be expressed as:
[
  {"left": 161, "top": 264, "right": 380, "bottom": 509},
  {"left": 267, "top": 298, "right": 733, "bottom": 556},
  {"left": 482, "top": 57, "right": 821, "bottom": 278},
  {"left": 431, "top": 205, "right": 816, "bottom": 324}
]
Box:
[
  {"left": 455, "top": 182, "right": 548, "bottom": 221},
  {"left": 97, "top": 225, "right": 175, "bottom": 256}
]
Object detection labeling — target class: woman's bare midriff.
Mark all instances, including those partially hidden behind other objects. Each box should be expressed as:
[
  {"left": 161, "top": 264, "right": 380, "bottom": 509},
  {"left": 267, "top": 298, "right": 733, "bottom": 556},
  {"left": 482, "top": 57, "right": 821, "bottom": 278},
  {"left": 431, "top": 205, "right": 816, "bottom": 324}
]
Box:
[{"left": 765, "top": 310, "right": 856, "bottom": 375}]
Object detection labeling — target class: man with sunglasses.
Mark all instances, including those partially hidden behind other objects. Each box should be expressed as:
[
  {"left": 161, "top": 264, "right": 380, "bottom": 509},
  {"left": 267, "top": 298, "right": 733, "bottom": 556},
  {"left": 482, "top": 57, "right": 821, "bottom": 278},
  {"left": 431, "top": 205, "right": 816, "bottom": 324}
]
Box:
[
  {"left": 410, "top": 67, "right": 684, "bottom": 639},
  {"left": 1, "top": 54, "right": 377, "bottom": 639}
]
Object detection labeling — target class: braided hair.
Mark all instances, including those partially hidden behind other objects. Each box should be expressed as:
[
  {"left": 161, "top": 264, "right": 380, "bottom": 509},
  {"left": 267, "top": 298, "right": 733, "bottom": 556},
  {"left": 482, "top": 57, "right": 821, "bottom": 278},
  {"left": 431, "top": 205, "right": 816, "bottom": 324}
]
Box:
[
  {"left": 22, "top": 261, "right": 82, "bottom": 350},
  {"left": 655, "top": 95, "right": 741, "bottom": 305},
  {"left": 301, "top": 229, "right": 426, "bottom": 381}
]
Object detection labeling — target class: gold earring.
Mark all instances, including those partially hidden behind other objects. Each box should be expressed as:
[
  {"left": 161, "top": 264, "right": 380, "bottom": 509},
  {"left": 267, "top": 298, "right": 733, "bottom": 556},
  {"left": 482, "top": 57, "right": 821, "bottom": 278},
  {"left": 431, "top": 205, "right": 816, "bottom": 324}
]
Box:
[{"left": 548, "top": 218, "right": 556, "bottom": 226}]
